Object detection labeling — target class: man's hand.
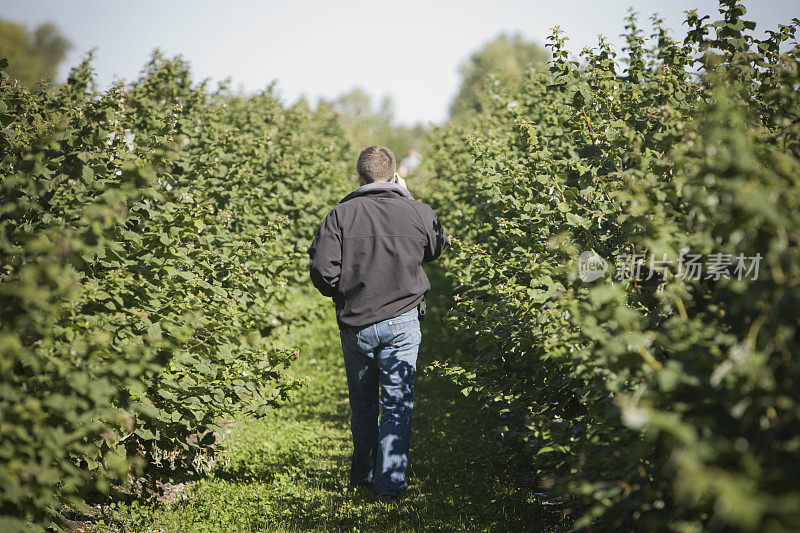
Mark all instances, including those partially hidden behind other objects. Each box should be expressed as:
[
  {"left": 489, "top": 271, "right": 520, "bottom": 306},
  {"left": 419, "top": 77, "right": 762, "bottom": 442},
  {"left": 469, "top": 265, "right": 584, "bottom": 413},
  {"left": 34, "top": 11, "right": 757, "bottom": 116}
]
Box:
[{"left": 393, "top": 172, "right": 407, "bottom": 189}]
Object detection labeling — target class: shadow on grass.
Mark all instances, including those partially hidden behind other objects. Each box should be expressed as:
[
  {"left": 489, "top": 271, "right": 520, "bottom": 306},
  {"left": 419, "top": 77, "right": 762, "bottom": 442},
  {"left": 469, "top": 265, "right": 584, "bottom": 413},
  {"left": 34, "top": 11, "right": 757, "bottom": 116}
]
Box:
[{"left": 134, "top": 266, "right": 573, "bottom": 533}]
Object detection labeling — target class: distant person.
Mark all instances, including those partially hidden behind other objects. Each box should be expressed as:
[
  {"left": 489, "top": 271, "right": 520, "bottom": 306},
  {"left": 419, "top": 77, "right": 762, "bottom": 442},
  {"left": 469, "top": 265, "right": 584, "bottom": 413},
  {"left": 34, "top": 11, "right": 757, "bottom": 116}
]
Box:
[
  {"left": 308, "top": 145, "right": 447, "bottom": 498},
  {"left": 398, "top": 146, "right": 421, "bottom": 178}
]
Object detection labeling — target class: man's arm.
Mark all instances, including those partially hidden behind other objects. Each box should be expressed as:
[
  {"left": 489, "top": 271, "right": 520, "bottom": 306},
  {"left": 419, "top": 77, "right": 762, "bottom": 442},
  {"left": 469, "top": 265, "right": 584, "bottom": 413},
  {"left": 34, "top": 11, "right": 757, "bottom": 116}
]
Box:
[
  {"left": 308, "top": 210, "right": 342, "bottom": 298},
  {"left": 421, "top": 205, "right": 448, "bottom": 263}
]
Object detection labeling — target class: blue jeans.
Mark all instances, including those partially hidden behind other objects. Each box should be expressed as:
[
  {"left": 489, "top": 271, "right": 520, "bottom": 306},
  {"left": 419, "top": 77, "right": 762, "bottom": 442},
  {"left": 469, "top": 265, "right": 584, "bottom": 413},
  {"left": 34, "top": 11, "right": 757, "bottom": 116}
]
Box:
[{"left": 339, "top": 307, "right": 421, "bottom": 496}]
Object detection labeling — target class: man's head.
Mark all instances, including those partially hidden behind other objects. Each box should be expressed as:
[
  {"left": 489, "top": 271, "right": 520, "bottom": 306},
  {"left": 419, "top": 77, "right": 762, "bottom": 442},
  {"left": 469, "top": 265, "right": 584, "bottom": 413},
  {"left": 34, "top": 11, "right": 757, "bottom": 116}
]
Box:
[{"left": 357, "top": 145, "right": 396, "bottom": 184}]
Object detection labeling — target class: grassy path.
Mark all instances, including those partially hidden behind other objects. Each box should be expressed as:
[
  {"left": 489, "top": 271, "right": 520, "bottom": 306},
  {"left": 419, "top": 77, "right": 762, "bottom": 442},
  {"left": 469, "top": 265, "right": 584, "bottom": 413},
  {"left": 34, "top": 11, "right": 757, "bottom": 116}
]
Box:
[{"left": 110, "top": 271, "right": 553, "bottom": 532}]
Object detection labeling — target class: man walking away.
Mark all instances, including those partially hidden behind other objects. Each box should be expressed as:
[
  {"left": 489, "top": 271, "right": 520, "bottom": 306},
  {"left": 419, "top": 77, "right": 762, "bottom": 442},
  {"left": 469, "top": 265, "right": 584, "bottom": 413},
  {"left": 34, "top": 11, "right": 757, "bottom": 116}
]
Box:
[
  {"left": 398, "top": 146, "right": 421, "bottom": 178},
  {"left": 308, "top": 145, "right": 447, "bottom": 498}
]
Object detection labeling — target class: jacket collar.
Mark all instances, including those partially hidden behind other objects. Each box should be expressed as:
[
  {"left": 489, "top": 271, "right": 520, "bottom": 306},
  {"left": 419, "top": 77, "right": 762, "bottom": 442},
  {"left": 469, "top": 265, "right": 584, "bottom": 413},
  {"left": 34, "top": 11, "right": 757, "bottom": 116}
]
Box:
[{"left": 339, "top": 182, "right": 413, "bottom": 203}]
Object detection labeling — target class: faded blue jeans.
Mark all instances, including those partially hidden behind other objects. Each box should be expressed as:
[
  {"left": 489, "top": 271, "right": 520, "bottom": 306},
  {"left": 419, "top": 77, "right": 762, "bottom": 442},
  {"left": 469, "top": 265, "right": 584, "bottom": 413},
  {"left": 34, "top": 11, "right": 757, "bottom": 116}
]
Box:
[{"left": 339, "top": 307, "right": 421, "bottom": 496}]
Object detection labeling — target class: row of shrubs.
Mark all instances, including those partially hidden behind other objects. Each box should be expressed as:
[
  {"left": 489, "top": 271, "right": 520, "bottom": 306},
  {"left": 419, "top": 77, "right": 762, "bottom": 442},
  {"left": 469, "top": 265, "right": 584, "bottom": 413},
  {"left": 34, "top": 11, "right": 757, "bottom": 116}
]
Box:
[
  {"left": 0, "top": 53, "right": 352, "bottom": 529},
  {"left": 421, "top": 1, "right": 799, "bottom": 530}
]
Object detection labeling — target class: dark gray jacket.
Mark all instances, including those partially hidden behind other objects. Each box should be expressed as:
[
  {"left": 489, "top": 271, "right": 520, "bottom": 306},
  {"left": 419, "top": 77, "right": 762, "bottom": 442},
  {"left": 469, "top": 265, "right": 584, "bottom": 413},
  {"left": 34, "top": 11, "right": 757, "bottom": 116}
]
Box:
[{"left": 308, "top": 182, "right": 447, "bottom": 328}]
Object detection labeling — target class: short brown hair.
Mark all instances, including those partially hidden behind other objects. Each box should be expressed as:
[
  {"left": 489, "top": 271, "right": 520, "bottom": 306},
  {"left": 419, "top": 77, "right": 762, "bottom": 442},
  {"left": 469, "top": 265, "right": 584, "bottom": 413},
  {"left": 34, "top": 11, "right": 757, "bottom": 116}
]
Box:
[{"left": 356, "top": 145, "right": 395, "bottom": 183}]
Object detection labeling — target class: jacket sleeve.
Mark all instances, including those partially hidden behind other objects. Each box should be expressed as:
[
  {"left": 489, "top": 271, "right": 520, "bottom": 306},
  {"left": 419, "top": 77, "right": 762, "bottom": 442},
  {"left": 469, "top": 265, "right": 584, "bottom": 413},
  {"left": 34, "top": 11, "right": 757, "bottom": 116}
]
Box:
[
  {"left": 421, "top": 205, "right": 448, "bottom": 263},
  {"left": 308, "top": 210, "right": 342, "bottom": 298}
]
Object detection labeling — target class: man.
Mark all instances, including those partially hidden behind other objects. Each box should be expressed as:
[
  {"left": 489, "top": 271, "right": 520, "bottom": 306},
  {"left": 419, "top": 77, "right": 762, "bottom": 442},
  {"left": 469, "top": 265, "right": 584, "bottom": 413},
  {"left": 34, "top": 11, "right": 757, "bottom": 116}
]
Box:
[
  {"left": 308, "top": 145, "right": 447, "bottom": 498},
  {"left": 398, "top": 146, "right": 421, "bottom": 178}
]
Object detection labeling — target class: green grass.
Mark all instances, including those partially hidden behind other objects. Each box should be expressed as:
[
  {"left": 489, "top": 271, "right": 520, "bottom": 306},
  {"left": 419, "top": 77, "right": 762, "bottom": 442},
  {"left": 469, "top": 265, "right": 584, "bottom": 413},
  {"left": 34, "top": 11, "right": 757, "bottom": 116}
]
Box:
[{"left": 104, "top": 270, "right": 561, "bottom": 532}]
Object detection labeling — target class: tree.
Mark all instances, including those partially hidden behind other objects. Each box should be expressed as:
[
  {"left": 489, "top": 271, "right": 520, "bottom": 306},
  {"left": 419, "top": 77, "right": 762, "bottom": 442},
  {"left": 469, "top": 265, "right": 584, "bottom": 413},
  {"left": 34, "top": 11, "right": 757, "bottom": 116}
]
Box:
[
  {"left": 321, "top": 87, "right": 427, "bottom": 162},
  {"left": 0, "top": 18, "right": 71, "bottom": 87},
  {"left": 449, "top": 32, "right": 548, "bottom": 119}
]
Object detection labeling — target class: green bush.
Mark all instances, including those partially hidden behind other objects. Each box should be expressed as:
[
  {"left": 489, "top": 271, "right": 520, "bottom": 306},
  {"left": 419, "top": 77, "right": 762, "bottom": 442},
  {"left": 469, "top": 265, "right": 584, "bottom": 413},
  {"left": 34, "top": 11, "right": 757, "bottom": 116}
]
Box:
[
  {"left": 422, "top": 2, "right": 800, "bottom": 530},
  {"left": 0, "top": 52, "right": 351, "bottom": 529}
]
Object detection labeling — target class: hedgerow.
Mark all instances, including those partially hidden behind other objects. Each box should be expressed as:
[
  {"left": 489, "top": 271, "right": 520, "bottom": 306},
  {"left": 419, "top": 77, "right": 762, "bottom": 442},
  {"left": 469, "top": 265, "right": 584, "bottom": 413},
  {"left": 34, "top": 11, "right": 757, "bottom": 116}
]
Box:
[
  {"left": 0, "top": 53, "right": 351, "bottom": 529},
  {"left": 422, "top": 1, "right": 800, "bottom": 530}
]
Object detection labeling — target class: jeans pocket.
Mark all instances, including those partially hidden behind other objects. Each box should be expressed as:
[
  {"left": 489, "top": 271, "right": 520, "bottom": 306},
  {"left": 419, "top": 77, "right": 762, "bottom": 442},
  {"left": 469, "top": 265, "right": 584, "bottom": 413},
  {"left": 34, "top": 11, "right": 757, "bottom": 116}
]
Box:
[{"left": 388, "top": 316, "right": 421, "bottom": 345}]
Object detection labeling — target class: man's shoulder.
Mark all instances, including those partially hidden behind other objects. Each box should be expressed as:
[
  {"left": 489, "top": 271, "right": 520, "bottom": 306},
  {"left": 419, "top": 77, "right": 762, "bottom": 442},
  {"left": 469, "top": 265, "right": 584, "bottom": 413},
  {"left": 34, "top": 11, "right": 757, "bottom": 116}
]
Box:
[
  {"left": 333, "top": 191, "right": 438, "bottom": 221},
  {"left": 401, "top": 197, "right": 437, "bottom": 216},
  {"left": 335, "top": 193, "right": 430, "bottom": 208}
]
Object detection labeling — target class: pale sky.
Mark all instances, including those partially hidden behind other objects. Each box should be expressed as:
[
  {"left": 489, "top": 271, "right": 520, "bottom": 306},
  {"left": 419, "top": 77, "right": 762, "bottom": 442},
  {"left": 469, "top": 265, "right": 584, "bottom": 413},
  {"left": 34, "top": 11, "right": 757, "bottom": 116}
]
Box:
[{"left": 2, "top": 1, "right": 798, "bottom": 125}]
